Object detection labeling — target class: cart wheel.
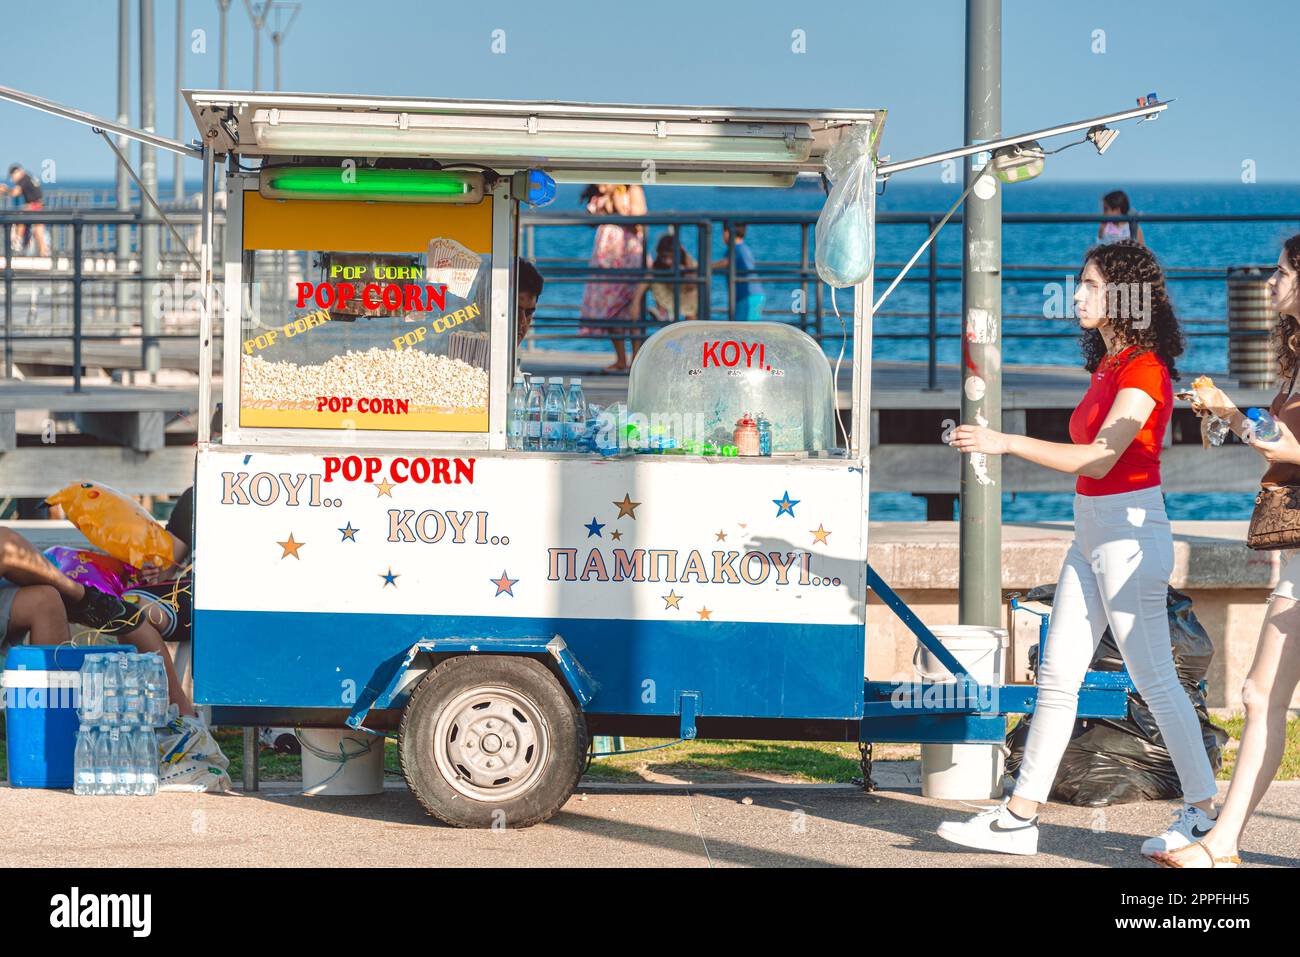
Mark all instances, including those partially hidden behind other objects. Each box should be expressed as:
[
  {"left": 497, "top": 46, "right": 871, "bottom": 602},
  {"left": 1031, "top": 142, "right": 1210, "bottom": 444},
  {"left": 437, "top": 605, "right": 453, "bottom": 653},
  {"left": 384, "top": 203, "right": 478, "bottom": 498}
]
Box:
[{"left": 399, "top": 655, "right": 588, "bottom": 828}]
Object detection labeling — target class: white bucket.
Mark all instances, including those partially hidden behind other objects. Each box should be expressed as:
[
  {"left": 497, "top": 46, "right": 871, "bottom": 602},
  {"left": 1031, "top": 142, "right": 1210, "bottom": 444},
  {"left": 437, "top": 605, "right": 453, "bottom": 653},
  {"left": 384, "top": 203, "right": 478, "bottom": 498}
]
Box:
[
  {"left": 913, "top": 626, "right": 1008, "bottom": 801},
  {"left": 298, "top": 728, "right": 386, "bottom": 796}
]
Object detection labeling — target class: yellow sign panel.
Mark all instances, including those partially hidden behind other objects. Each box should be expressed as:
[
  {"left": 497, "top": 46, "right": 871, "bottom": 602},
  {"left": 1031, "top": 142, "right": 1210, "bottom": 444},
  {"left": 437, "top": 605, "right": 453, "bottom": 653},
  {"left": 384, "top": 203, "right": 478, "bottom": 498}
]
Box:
[{"left": 243, "top": 194, "right": 493, "bottom": 253}]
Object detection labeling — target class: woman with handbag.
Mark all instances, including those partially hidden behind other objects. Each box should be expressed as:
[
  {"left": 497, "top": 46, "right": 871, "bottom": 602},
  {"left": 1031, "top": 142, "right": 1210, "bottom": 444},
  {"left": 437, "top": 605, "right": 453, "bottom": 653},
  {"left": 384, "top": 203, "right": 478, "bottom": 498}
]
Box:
[
  {"left": 939, "top": 241, "right": 1219, "bottom": 857},
  {"left": 1156, "top": 234, "right": 1300, "bottom": 867}
]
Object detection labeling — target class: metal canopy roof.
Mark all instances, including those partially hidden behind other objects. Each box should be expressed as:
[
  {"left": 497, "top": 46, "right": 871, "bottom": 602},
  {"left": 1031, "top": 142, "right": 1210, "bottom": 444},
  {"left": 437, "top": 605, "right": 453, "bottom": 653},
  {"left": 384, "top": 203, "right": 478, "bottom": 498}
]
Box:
[{"left": 183, "top": 90, "right": 883, "bottom": 181}]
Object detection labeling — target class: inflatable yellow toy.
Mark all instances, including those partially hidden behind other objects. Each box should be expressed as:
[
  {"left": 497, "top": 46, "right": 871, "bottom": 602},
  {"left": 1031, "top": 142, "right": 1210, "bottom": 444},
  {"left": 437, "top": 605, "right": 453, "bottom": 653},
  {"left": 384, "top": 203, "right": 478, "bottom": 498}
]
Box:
[{"left": 45, "top": 481, "right": 183, "bottom": 572}]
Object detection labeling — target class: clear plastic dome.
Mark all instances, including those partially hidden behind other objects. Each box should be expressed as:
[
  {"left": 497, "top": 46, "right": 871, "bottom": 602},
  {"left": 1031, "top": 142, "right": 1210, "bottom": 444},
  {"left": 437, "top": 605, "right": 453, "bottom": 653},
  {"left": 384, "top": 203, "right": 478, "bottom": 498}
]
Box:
[{"left": 627, "top": 320, "right": 836, "bottom": 453}]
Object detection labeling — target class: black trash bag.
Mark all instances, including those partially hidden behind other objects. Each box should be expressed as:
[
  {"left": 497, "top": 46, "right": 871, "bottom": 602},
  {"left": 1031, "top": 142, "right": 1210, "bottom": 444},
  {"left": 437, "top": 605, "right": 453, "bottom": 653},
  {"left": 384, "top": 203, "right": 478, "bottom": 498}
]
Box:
[{"left": 1005, "top": 585, "right": 1228, "bottom": 806}]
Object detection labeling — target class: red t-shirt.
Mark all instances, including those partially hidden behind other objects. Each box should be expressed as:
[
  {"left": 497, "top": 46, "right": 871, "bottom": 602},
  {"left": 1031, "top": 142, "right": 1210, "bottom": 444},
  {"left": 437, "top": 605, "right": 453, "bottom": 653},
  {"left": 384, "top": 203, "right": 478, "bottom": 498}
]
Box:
[{"left": 1068, "top": 346, "right": 1171, "bottom": 496}]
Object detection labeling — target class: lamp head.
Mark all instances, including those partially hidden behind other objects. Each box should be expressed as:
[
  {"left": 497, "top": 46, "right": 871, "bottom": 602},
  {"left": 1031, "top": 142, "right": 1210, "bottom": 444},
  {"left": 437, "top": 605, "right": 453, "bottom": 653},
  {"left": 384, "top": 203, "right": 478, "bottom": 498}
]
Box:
[{"left": 1088, "top": 125, "right": 1120, "bottom": 156}]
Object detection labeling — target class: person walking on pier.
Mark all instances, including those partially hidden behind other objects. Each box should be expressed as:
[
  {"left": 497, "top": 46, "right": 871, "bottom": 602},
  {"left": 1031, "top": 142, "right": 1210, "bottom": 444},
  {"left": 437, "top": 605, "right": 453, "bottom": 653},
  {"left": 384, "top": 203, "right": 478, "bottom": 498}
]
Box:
[
  {"left": 941, "top": 240, "right": 1218, "bottom": 858},
  {"left": 1157, "top": 234, "right": 1300, "bottom": 867},
  {"left": 579, "top": 184, "right": 648, "bottom": 372},
  {"left": 4, "top": 164, "right": 50, "bottom": 258}
]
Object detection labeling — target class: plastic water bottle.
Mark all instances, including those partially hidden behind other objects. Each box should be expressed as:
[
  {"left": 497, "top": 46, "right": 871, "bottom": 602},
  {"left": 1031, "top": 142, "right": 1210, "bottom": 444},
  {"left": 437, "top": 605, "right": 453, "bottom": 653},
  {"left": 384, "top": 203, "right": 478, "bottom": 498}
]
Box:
[
  {"left": 507, "top": 376, "right": 528, "bottom": 450},
  {"left": 1247, "top": 407, "right": 1282, "bottom": 442},
  {"left": 133, "top": 726, "right": 159, "bottom": 796},
  {"left": 122, "top": 654, "right": 145, "bottom": 715},
  {"left": 141, "top": 655, "right": 168, "bottom": 726},
  {"left": 92, "top": 724, "right": 114, "bottom": 796},
  {"left": 73, "top": 725, "right": 96, "bottom": 796},
  {"left": 542, "top": 377, "right": 566, "bottom": 452},
  {"left": 101, "top": 654, "right": 122, "bottom": 719},
  {"left": 564, "top": 378, "right": 588, "bottom": 450},
  {"left": 524, "top": 380, "right": 544, "bottom": 451},
  {"left": 79, "top": 654, "right": 105, "bottom": 722},
  {"left": 112, "top": 727, "right": 136, "bottom": 795},
  {"left": 756, "top": 413, "right": 773, "bottom": 456}
]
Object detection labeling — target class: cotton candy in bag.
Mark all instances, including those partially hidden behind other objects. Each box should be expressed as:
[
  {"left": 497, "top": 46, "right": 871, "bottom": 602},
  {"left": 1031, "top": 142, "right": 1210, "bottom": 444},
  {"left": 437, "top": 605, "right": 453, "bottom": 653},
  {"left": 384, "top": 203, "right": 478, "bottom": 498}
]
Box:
[{"left": 815, "top": 125, "right": 876, "bottom": 288}]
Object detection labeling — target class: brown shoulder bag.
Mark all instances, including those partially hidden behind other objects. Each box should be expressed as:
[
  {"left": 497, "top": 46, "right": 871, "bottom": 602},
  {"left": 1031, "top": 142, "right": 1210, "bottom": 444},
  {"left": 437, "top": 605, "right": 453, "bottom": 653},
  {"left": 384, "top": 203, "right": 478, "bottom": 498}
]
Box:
[{"left": 1247, "top": 367, "right": 1300, "bottom": 550}]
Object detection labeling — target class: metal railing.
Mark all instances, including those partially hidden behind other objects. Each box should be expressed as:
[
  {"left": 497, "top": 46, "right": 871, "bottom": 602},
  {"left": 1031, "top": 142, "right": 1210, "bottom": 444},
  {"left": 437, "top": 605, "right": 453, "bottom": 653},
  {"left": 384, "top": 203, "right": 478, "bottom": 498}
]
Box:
[
  {"left": 2, "top": 206, "right": 1299, "bottom": 389},
  {"left": 522, "top": 209, "right": 1300, "bottom": 383},
  {"left": 0, "top": 208, "right": 225, "bottom": 389}
]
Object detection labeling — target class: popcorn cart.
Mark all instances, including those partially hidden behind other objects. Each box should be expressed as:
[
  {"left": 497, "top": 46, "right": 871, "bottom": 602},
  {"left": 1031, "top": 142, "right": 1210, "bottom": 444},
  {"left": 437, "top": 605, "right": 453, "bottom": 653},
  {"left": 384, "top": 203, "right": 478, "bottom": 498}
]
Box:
[{"left": 0, "top": 83, "right": 1167, "bottom": 827}]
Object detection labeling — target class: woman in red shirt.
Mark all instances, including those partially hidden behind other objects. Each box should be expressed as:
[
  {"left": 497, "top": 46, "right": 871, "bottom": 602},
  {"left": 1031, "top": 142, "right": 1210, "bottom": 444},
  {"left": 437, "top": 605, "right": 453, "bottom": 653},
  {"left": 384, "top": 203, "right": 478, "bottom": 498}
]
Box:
[{"left": 937, "top": 241, "right": 1218, "bottom": 858}]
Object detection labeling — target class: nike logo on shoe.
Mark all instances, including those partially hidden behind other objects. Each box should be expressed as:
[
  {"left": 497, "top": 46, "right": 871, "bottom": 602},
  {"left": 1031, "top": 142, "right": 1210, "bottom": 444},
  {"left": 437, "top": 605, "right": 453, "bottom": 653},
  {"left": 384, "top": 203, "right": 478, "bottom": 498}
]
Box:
[{"left": 989, "top": 819, "right": 1035, "bottom": 833}]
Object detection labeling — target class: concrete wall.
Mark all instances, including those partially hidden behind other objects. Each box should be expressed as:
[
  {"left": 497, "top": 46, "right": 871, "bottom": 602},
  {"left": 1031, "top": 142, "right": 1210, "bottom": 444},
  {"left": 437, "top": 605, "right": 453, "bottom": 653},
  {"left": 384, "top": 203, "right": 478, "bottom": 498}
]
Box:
[{"left": 867, "top": 521, "right": 1293, "bottom": 711}]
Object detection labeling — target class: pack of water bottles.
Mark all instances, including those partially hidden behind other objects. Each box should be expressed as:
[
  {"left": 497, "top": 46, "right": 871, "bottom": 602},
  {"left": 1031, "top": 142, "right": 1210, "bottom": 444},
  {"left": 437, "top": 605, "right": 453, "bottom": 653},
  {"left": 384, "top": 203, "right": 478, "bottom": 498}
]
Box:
[
  {"left": 507, "top": 374, "right": 595, "bottom": 453},
  {"left": 73, "top": 652, "right": 167, "bottom": 796}
]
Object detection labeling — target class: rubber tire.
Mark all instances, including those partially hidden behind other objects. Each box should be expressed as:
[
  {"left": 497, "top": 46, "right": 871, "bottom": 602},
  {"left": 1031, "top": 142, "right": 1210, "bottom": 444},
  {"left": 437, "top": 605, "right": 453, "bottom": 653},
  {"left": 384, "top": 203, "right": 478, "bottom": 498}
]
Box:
[{"left": 399, "top": 655, "right": 588, "bottom": 828}]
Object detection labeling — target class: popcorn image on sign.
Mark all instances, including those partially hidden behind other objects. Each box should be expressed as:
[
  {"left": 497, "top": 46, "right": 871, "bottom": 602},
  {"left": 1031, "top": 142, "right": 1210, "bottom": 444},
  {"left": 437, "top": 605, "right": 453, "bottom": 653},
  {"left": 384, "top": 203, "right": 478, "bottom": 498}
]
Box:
[{"left": 426, "top": 237, "right": 482, "bottom": 299}]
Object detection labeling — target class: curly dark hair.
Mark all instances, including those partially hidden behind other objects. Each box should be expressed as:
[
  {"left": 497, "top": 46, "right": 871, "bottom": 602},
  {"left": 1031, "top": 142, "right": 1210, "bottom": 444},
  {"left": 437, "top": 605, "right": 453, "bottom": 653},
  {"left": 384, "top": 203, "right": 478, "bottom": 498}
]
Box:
[
  {"left": 1272, "top": 234, "right": 1300, "bottom": 380},
  {"left": 1078, "top": 240, "right": 1185, "bottom": 380}
]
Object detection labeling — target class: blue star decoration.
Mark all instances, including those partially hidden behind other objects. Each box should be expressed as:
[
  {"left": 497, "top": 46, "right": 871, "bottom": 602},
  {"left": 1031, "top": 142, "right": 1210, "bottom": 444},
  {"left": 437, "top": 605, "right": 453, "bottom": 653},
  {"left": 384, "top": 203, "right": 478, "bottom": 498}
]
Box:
[
  {"left": 380, "top": 567, "right": 399, "bottom": 588},
  {"left": 584, "top": 517, "right": 605, "bottom": 538},
  {"left": 491, "top": 570, "right": 518, "bottom": 597},
  {"left": 339, "top": 523, "right": 358, "bottom": 542},
  {"left": 773, "top": 491, "right": 800, "bottom": 518}
]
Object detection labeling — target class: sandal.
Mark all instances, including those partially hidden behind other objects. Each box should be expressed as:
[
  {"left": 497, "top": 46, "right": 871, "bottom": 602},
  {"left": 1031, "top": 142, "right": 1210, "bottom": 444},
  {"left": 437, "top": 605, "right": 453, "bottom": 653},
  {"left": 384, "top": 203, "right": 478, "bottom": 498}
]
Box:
[{"left": 1153, "top": 840, "right": 1241, "bottom": 869}]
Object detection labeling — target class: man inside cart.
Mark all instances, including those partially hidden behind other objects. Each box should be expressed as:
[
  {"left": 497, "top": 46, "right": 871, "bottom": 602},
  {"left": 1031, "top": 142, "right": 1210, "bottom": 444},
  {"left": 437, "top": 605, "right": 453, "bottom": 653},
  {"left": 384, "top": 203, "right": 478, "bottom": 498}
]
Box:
[
  {"left": 0, "top": 525, "right": 194, "bottom": 716},
  {"left": 517, "top": 258, "right": 544, "bottom": 347}
]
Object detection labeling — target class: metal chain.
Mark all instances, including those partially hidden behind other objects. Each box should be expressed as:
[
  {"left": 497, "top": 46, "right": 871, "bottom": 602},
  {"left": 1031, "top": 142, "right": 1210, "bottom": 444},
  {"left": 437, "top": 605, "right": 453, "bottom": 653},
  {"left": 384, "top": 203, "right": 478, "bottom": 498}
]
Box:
[{"left": 854, "top": 741, "right": 877, "bottom": 792}]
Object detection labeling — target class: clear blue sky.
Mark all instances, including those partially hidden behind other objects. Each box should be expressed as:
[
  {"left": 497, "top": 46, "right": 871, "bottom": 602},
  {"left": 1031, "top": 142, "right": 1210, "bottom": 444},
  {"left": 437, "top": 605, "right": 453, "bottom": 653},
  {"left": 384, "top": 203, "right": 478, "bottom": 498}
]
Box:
[{"left": 1, "top": 0, "right": 1295, "bottom": 183}]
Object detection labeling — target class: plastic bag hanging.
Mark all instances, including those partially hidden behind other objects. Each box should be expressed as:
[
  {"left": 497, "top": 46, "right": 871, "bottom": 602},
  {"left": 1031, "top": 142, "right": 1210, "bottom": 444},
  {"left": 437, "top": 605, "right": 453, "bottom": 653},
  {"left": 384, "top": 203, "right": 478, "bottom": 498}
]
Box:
[{"left": 815, "top": 125, "right": 876, "bottom": 288}]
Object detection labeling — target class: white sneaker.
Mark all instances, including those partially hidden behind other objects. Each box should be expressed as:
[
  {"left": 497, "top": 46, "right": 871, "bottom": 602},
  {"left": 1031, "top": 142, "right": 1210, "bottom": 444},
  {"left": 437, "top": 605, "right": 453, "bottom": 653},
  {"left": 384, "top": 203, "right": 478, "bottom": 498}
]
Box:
[
  {"left": 1141, "top": 805, "right": 1217, "bottom": 857},
  {"left": 937, "top": 800, "right": 1039, "bottom": 856}
]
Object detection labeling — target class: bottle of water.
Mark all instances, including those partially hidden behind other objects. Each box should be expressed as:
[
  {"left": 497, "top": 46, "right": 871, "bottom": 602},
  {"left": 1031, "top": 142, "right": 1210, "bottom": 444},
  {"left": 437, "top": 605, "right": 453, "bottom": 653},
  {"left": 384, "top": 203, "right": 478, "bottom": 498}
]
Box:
[
  {"left": 507, "top": 376, "right": 528, "bottom": 450},
  {"left": 133, "top": 726, "right": 159, "bottom": 796},
  {"left": 524, "top": 380, "right": 544, "bottom": 452},
  {"left": 79, "top": 654, "right": 105, "bottom": 723},
  {"left": 101, "top": 654, "right": 122, "bottom": 720},
  {"left": 112, "top": 727, "right": 136, "bottom": 796},
  {"left": 756, "top": 414, "right": 773, "bottom": 456},
  {"left": 92, "top": 724, "right": 114, "bottom": 796},
  {"left": 542, "top": 377, "right": 566, "bottom": 452},
  {"left": 122, "top": 654, "right": 145, "bottom": 715},
  {"left": 1247, "top": 407, "right": 1282, "bottom": 442},
  {"left": 564, "top": 378, "right": 588, "bottom": 450},
  {"left": 143, "top": 655, "right": 169, "bottom": 726},
  {"left": 73, "top": 725, "right": 96, "bottom": 796}
]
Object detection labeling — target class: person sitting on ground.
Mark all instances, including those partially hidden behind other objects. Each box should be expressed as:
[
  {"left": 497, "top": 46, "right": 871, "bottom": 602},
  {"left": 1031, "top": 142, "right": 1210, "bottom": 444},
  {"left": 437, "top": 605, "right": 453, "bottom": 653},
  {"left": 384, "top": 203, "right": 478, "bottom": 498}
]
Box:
[
  {"left": 0, "top": 525, "right": 194, "bottom": 715},
  {"left": 649, "top": 233, "right": 699, "bottom": 322}
]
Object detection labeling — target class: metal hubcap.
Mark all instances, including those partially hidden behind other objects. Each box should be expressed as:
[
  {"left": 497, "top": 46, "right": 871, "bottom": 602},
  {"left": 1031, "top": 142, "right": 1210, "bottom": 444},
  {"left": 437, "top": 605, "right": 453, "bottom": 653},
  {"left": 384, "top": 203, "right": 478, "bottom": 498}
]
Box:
[{"left": 433, "top": 685, "right": 550, "bottom": 802}]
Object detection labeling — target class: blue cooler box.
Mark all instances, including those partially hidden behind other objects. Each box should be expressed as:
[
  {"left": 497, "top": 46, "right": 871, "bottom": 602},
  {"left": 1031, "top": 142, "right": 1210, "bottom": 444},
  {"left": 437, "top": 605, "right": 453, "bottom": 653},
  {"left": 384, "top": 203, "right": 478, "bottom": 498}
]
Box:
[{"left": 4, "top": 644, "right": 134, "bottom": 788}]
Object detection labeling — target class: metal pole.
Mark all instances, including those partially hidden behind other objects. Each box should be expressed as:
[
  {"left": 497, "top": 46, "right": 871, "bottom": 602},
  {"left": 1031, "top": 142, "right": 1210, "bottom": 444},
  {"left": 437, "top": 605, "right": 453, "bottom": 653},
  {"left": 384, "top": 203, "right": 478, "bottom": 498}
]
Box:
[
  {"left": 958, "top": 0, "right": 1002, "bottom": 628},
  {"left": 244, "top": 1, "right": 268, "bottom": 91},
  {"left": 217, "top": 0, "right": 230, "bottom": 88},
  {"left": 72, "top": 222, "right": 83, "bottom": 393},
  {"left": 140, "top": 0, "right": 161, "bottom": 379},
  {"left": 3, "top": 226, "right": 12, "bottom": 379},
  {"left": 927, "top": 217, "right": 938, "bottom": 391},
  {"left": 197, "top": 145, "right": 215, "bottom": 445},
  {"left": 173, "top": 0, "right": 185, "bottom": 205},
  {"left": 117, "top": 0, "right": 131, "bottom": 328}
]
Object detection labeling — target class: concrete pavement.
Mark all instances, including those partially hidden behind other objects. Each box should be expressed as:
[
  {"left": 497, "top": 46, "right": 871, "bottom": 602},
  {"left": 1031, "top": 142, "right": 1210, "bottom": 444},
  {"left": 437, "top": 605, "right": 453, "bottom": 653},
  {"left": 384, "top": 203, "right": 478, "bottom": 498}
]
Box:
[{"left": 1, "top": 773, "right": 1295, "bottom": 868}]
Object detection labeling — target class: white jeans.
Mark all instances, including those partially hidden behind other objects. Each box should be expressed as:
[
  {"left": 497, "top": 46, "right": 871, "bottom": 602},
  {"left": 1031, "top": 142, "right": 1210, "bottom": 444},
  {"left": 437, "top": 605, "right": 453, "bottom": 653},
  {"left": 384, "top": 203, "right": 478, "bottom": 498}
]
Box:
[{"left": 1013, "top": 485, "right": 1218, "bottom": 805}]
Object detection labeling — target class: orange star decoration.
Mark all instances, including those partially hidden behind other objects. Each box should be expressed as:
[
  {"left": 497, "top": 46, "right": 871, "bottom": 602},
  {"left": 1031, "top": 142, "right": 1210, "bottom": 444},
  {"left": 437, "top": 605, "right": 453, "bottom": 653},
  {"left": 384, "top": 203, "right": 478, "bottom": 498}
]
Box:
[
  {"left": 613, "top": 494, "right": 641, "bottom": 519},
  {"left": 715, "top": 529, "right": 728, "bottom": 542},
  {"left": 374, "top": 479, "right": 395, "bottom": 497},
  {"left": 662, "top": 590, "right": 683, "bottom": 610},
  {"left": 277, "top": 534, "right": 304, "bottom": 559},
  {"left": 811, "top": 524, "right": 831, "bottom": 545},
  {"left": 610, "top": 529, "right": 623, "bottom": 541},
  {"left": 697, "top": 606, "right": 713, "bottom": 621}
]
